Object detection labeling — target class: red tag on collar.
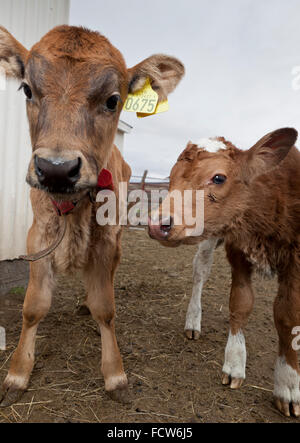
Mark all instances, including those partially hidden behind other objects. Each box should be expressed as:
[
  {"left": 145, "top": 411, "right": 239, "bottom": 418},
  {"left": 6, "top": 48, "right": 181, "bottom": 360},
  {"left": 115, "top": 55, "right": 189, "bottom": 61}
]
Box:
[
  {"left": 51, "top": 199, "right": 76, "bottom": 216},
  {"left": 97, "top": 168, "right": 114, "bottom": 191}
]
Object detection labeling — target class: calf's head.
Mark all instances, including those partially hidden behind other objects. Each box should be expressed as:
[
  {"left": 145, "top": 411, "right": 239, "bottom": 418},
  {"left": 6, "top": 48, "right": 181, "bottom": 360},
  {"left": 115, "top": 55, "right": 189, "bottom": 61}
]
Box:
[
  {"left": 148, "top": 128, "right": 298, "bottom": 245},
  {"left": 0, "top": 25, "right": 184, "bottom": 198}
]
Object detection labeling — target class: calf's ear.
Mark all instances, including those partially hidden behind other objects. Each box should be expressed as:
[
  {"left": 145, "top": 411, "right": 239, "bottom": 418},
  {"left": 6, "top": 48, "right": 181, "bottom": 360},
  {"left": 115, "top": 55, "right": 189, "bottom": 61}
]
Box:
[
  {"left": 244, "top": 127, "right": 298, "bottom": 181},
  {"left": 128, "top": 54, "right": 184, "bottom": 101},
  {"left": 0, "top": 26, "right": 28, "bottom": 79},
  {"left": 177, "top": 142, "right": 199, "bottom": 162}
]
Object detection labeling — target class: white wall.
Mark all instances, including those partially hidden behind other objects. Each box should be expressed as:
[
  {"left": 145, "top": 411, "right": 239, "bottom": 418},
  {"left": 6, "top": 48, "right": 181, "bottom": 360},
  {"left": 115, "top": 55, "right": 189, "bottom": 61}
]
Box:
[
  {"left": 0, "top": 0, "right": 70, "bottom": 260},
  {"left": 115, "top": 130, "right": 124, "bottom": 153}
]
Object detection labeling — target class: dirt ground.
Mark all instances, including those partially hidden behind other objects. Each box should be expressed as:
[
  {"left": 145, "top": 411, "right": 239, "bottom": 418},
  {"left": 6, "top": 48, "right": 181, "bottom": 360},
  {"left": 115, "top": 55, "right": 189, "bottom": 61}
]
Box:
[{"left": 0, "top": 228, "right": 298, "bottom": 423}]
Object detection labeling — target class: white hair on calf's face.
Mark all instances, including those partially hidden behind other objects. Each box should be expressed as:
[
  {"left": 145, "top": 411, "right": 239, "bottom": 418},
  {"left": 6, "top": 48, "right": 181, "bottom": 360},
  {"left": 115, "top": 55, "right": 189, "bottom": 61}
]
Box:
[{"left": 196, "top": 137, "right": 227, "bottom": 153}]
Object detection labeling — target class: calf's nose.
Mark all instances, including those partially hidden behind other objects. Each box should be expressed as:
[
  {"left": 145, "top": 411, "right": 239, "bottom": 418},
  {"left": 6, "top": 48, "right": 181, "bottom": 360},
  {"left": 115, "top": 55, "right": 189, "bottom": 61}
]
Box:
[
  {"left": 34, "top": 156, "right": 81, "bottom": 191},
  {"left": 148, "top": 216, "right": 174, "bottom": 240}
]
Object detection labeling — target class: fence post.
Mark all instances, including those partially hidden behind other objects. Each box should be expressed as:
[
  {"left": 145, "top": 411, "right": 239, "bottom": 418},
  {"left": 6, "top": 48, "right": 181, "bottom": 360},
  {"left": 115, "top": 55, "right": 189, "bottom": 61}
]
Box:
[
  {"left": 141, "top": 170, "right": 148, "bottom": 191},
  {"left": 140, "top": 170, "right": 148, "bottom": 223}
]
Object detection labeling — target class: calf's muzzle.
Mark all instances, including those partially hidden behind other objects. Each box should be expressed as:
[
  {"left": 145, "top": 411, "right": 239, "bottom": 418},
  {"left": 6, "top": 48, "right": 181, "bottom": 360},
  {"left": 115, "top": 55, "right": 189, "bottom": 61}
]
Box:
[
  {"left": 148, "top": 216, "right": 174, "bottom": 240},
  {"left": 34, "top": 155, "right": 82, "bottom": 193}
]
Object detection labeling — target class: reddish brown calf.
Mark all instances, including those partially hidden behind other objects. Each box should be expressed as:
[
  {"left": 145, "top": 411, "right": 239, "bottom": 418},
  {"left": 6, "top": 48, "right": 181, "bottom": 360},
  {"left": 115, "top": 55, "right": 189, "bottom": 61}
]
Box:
[
  {"left": 0, "top": 25, "right": 184, "bottom": 406},
  {"left": 149, "top": 128, "right": 300, "bottom": 417}
]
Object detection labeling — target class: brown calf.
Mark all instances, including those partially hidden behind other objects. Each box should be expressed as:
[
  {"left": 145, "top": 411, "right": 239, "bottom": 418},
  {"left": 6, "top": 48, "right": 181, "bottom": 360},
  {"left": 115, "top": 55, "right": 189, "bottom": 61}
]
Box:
[
  {"left": 0, "top": 25, "right": 184, "bottom": 406},
  {"left": 149, "top": 128, "right": 300, "bottom": 417}
]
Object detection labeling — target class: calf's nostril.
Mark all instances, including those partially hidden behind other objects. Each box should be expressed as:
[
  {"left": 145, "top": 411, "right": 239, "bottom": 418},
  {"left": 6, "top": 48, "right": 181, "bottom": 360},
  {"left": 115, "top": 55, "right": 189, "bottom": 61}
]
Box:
[
  {"left": 68, "top": 158, "right": 82, "bottom": 178},
  {"left": 160, "top": 217, "right": 174, "bottom": 234},
  {"left": 36, "top": 166, "right": 43, "bottom": 177},
  {"left": 34, "top": 156, "right": 44, "bottom": 177}
]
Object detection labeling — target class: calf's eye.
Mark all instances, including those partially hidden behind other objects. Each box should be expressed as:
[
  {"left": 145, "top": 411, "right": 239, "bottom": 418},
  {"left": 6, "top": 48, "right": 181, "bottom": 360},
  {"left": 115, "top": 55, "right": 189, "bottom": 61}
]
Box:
[
  {"left": 106, "top": 94, "right": 120, "bottom": 112},
  {"left": 19, "top": 82, "right": 32, "bottom": 100},
  {"left": 212, "top": 174, "right": 226, "bottom": 184}
]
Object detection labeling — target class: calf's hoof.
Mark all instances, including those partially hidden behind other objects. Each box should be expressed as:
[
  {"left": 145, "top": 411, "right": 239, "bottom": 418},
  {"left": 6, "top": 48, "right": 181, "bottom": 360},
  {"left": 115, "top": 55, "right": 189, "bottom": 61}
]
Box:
[
  {"left": 105, "top": 374, "right": 131, "bottom": 405},
  {"left": 222, "top": 372, "right": 244, "bottom": 389},
  {"left": 273, "top": 356, "right": 300, "bottom": 417},
  {"left": 106, "top": 385, "right": 131, "bottom": 405},
  {"left": 274, "top": 397, "right": 300, "bottom": 418},
  {"left": 0, "top": 374, "right": 29, "bottom": 407},
  {"left": 185, "top": 329, "right": 200, "bottom": 340},
  {"left": 0, "top": 385, "right": 25, "bottom": 407}
]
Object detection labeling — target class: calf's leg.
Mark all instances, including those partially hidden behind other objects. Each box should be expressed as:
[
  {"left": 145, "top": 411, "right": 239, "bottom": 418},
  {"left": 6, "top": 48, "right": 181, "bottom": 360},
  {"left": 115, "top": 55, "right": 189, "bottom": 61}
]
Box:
[
  {"left": 0, "top": 258, "right": 53, "bottom": 407},
  {"left": 84, "top": 230, "right": 128, "bottom": 403},
  {"left": 185, "top": 238, "right": 218, "bottom": 340},
  {"left": 222, "top": 245, "right": 254, "bottom": 389},
  {"left": 273, "top": 278, "right": 300, "bottom": 417}
]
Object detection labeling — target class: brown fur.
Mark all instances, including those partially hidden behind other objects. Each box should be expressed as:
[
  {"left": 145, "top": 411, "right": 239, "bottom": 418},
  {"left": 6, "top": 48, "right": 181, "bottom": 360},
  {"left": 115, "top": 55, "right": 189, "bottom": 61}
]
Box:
[
  {"left": 0, "top": 25, "right": 184, "bottom": 406},
  {"left": 149, "top": 128, "right": 300, "bottom": 417}
]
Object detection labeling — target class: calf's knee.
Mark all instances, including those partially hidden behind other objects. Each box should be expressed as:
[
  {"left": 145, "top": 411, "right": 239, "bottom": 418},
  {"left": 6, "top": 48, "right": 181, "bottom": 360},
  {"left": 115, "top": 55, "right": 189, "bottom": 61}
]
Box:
[
  {"left": 23, "top": 300, "right": 50, "bottom": 327},
  {"left": 88, "top": 301, "right": 115, "bottom": 327}
]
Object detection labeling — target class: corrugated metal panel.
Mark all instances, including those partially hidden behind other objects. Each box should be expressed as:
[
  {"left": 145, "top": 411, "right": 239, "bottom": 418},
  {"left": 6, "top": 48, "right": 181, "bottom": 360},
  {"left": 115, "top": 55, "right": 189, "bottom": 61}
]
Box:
[{"left": 0, "top": 0, "right": 70, "bottom": 260}]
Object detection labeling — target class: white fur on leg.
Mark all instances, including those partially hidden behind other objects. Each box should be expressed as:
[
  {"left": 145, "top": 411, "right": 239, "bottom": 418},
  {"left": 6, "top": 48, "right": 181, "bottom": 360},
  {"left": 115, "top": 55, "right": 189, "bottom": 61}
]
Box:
[
  {"left": 185, "top": 239, "right": 217, "bottom": 333},
  {"left": 105, "top": 374, "right": 128, "bottom": 392},
  {"left": 3, "top": 373, "right": 28, "bottom": 390},
  {"left": 222, "top": 330, "right": 246, "bottom": 379},
  {"left": 273, "top": 356, "right": 300, "bottom": 404},
  {"left": 184, "top": 280, "right": 203, "bottom": 333}
]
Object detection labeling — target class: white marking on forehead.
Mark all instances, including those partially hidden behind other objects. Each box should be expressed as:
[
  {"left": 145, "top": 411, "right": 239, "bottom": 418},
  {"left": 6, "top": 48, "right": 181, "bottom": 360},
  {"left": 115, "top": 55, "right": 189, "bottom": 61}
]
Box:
[{"left": 196, "top": 138, "right": 226, "bottom": 153}]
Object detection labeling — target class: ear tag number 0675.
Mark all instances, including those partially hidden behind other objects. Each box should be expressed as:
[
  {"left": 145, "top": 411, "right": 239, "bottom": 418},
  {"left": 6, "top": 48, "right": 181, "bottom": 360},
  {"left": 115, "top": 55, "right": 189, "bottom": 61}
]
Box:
[{"left": 123, "top": 78, "right": 158, "bottom": 114}]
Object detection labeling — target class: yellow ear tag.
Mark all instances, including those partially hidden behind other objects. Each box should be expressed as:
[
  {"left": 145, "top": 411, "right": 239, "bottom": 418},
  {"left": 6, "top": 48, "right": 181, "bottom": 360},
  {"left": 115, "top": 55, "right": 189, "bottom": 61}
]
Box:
[
  {"left": 137, "top": 99, "right": 169, "bottom": 118},
  {"left": 123, "top": 78, "right": 158, "bottom": 114}
]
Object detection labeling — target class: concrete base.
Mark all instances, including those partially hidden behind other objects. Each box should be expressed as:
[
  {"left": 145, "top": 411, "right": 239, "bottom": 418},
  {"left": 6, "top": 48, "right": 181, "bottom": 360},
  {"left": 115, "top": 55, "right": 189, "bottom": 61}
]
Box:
[{"left": 0, "top": 260, "right": 29, "bottom": 296}]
